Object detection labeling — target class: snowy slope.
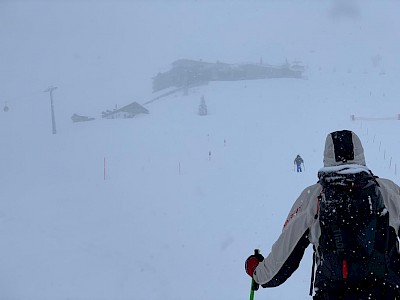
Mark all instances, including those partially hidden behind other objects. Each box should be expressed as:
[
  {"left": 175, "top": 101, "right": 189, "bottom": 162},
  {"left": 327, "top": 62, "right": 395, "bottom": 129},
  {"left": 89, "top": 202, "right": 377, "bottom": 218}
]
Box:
[
  {"left": 1, "top": 1, "right": 400, "bottom": 300},
  {"left": 1, "top": 72, "right": 400, "bottom": 300}
]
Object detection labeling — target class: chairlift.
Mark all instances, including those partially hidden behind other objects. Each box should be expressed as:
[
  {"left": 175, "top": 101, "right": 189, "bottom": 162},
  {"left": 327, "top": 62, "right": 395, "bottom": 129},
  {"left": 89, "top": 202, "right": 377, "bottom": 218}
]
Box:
[{"left": 3, "top": 103, "right": 9, "bottom": 112}]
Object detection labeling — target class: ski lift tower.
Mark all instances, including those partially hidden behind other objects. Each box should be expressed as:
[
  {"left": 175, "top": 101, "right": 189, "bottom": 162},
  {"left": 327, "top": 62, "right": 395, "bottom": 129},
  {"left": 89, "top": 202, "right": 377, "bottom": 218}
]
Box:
[{"left": 44, "top": 86, "right": 57, "bottom": 134}]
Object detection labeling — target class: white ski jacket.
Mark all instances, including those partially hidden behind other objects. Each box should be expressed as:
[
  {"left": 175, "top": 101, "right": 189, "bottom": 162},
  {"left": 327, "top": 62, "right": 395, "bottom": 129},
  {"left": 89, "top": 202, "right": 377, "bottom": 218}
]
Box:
[
  {"left": 253, "top": 173, "right": 400, "bottom": 287},
  {"left": 253, "top": 130, "right": 400, "bottom": 293}
]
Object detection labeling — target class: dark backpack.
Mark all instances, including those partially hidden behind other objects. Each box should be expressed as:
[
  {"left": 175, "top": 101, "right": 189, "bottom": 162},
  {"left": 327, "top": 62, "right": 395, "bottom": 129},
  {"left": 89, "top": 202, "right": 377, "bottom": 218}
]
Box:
[{"left": 314, "top": 169, "right": 390, "bottom": 292}]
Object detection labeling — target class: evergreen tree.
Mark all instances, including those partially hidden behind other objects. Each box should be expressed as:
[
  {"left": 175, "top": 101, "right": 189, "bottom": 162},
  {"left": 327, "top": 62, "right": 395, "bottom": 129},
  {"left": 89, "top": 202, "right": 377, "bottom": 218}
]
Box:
[{"left": 198, "top": 95, "right": 208, "bottom": 116}]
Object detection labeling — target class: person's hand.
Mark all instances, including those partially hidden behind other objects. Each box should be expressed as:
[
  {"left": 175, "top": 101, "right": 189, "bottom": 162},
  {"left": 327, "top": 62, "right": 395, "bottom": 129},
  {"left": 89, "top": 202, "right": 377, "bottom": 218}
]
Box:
[{"left": 245, "top": 251, "right": 264, "bottom": 277}]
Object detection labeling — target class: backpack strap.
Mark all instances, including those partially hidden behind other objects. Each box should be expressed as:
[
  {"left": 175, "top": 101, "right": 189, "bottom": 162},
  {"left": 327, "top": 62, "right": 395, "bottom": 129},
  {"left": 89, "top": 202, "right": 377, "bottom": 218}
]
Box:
[
  {"left": 310, "top": 191, "right": 323, "bottom": 296},
  {"left": 314, "top": 191, "right": 323, "bottom": 220},
  {"left": 309, "top": 246, "right": 317, "bottom": 296}
]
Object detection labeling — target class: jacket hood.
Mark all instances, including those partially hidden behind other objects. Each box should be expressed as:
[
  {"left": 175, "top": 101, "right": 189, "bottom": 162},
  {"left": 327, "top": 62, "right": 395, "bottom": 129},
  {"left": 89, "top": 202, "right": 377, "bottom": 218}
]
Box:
[{"left": 323, "top": 130, "right": 366, "bottom": 167}]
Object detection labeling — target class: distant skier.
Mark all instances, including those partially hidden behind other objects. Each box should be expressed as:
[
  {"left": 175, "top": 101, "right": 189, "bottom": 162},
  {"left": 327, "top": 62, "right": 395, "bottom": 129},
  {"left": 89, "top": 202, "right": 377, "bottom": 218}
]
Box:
[{"left": 294, "top": 154, "right": 304, "bottom": 172}]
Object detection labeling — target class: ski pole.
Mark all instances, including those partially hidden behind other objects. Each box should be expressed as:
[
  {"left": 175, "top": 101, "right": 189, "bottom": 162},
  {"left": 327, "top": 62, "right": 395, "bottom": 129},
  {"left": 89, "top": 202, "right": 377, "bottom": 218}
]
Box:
[
  {"left": 250, "top": 278, "right": 256, "bottom": 300},
  {"left": 250, "top": 281, "right": 255, "bottom": 300},
  {"left": 249, "top": 249, "right": 260, "bottom": 300}
]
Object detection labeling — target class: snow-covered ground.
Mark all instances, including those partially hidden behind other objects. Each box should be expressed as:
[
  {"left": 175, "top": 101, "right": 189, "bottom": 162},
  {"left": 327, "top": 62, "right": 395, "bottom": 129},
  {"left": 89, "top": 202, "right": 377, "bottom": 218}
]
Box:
[{"left": 1, "top": 1, "right": 399, "bottom": 299}]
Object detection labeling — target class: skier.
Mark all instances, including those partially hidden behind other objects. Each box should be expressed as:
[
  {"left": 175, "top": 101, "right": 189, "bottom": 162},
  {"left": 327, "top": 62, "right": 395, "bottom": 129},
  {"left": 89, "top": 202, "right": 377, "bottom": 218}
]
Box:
[
  {"left": 245, "top": 130, "right": 400, "bottom": 299},
  {"left": 294, "top": 154, "right": 304, "bottom": 172}
]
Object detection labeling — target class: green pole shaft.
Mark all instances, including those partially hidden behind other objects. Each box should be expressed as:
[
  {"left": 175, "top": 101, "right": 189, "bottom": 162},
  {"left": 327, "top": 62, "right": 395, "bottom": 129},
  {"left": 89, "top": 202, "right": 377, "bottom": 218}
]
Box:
[{"left": 250, "top": 279, "right": 255, "bottom": 300}]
